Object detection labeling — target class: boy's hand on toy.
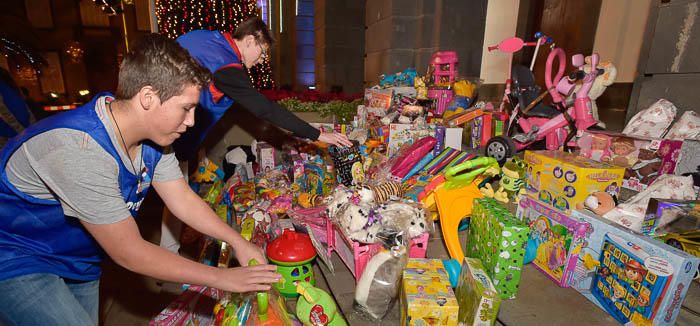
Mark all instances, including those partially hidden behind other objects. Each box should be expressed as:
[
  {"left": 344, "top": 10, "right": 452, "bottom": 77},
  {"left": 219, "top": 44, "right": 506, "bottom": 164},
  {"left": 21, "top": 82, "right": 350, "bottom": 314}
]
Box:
[
  {"left": 218, "top": 264, "right": 281, "bottom": 292},
  {"left": 235, "top": 239, "right": 268, "bottom": 266},
  {"left": 318, "top": 131, "right": 353, "bottom": 147}
]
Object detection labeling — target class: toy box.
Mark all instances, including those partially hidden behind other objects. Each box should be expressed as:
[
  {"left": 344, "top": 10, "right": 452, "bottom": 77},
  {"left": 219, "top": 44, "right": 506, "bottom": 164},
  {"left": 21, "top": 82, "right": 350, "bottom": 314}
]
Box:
[
  {"left": 455, "top": 257, "right": 501, "bottom": 326},
  {"left": 642, "top": 198, "right": 700, "bottom": 236},
  {"left": 401, "top": 258, "right": 459, "bottom": 326},
  {"left": 524, "top": 150, "right": 625, "bottom": 213},
  {"left": 466, "top": 198, "right": 529, "bottom": 299},
  {"left": 569, "top": 209, "right": 700, "bottom": 326},
  {"left": 364, "top": 88, "right": 393, "bottom": 110},
  {"left": 516, "top": 195, "right": 589, "bottom": 287},
  {"left": 256, "top": 142, "right": 276, "bottom": 173},
  {"left": 577, "top": 130, "right": 683, "bottom": 192}
]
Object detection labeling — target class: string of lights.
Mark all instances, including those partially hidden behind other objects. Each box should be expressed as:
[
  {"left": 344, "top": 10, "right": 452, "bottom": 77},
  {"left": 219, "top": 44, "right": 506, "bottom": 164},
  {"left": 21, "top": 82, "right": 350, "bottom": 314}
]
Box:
[
  {"left": 0, "top": 37, "right": 47, "bottom": 75},
  {"left": 155, "top": 0, "right": 275, "bottom": 89}
]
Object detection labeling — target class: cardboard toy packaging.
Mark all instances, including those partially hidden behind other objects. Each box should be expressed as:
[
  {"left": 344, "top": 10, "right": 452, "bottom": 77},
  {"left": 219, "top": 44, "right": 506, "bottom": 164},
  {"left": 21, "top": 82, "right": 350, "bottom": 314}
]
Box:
[
  {"left": 577, "top": 130, "right": 683, "bottom": 192},
  {"left": 401, "top": 258, "right": 459, "bottom": 326},
  {"left": 516, "top": 195, "right": 589, "bottom": 287},
  {"left": 642, "top": 198, "right": 700, "bottom": 236},
  {"left": 569, "top": 209, "right": 700, "bottom": 326},
  {"left": 256, "top": 142, "right": 276, "bottom": 173},
  {"left": 466, "top": 198, "right": 529, "bottom": 299},
  {"left": 524, "top": 150, "right": 625, "bottom": 213},
  {"left": 455, "top": 257, "right": 502, "bottom": 326}
]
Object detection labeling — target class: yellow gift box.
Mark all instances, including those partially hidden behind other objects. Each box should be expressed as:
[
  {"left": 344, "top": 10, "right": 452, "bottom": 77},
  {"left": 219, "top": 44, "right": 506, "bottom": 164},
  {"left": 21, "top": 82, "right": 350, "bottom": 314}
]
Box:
[
  {"left": 523, "top": 150, "right": 625, "bottom": 213},
  {"left": 401, "top": 259, "right": 459, "bottom": 326}
]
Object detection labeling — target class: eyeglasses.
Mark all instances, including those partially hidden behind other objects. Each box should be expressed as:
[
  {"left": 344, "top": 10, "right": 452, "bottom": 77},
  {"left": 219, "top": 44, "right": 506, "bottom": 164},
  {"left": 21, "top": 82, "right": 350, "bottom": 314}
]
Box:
[{"left": 257, "top": 43, "right": 269, "bottom": 59}]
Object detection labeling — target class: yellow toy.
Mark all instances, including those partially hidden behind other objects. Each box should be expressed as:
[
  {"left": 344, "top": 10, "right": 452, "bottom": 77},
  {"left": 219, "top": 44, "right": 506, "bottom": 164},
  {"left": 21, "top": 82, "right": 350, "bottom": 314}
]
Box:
[{"left": 433, "top": 157, "right": 500, "bottom": 262}]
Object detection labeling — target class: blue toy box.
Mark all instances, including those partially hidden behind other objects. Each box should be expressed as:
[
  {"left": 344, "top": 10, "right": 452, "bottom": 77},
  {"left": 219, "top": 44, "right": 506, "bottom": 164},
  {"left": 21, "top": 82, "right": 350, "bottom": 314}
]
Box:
[{"left": 569, "top": 209, "right": 699, "bottom": 326}]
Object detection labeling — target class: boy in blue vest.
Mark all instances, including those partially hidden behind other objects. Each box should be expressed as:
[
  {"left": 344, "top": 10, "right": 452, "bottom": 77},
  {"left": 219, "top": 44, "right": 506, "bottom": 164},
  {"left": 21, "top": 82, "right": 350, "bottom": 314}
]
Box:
[
  {"left": 0, "top": 34, "right": 280, "bottom": 325},
  {"left": 160, "top": 17, "right": 352, "bottom": 254},
  {"left": 173, "top": 17, "right": 352, "bottom": 160}
]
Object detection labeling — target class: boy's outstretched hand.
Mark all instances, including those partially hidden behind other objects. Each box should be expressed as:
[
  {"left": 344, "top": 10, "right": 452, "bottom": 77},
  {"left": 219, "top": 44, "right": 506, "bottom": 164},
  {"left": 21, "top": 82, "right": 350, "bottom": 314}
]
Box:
[
  {"left": 217, "top": 264, "right": 281, "bottom": 292},
  {"left": 234, "top": 239, "right": 268, "bottom": 266},
  {"left": 317, "top": 131, "right": 353, "bottom": 147}
]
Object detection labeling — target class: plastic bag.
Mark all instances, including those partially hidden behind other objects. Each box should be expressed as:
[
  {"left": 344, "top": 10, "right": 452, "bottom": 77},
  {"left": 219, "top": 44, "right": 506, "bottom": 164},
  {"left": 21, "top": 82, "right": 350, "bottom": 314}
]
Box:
[
  {"left": 374, "top": 199, "right": 434, "bottom": 239},
  {"left": 623, "top": 99, "right": 677, "bottom": 138},
  {"left": 354, "top": 242, "right": 408, "bottom": 319},
  {"left": 666, "top": 110, "right": 700, "bottom": 140}
]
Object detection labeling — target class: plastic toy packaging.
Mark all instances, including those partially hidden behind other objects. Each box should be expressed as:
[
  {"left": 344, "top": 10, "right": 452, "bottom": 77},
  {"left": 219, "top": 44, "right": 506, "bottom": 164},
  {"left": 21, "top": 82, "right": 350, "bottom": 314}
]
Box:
[
  {"left": 623, "top": 98, "right": 677, "bottom": 138},
  {"left": 354, "top": 239, "right": 408, "bottom": 319},
  {"left": 666, "top": 110, "right": 700, "bottom": 140},
  {"left": 328, "top": 141, "right": 364, "bottom": 187}
]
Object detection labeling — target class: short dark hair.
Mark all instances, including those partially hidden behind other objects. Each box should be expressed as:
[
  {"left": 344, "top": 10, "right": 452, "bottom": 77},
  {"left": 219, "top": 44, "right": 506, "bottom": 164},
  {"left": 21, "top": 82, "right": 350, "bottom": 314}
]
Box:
[
  {"left": 232, "top": 17, "right": 275, "bottom": 47},
  {"left": 116, "top": 33, "right": 210, "bottom": 102}
]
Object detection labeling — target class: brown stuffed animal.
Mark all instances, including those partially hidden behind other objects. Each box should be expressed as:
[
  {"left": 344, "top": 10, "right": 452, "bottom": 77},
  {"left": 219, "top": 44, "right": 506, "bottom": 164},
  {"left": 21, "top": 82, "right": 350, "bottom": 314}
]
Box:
[{"left": 578, "top": 191, "right": 618, "bottom": 216}]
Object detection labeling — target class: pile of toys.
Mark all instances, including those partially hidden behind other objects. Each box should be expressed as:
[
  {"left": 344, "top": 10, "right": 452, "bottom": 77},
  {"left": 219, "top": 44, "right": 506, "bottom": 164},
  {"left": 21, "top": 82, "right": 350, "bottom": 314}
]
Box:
[{"left": 151, "top": 33, "right": 700, "bottom": 326}]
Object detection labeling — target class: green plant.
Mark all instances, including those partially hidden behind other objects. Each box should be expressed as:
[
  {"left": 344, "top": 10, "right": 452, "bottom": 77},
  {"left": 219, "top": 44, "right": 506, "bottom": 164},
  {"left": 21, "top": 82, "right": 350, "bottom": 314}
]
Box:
[{"left": 279, "top": 98, "right": 362, "bottom": 124}]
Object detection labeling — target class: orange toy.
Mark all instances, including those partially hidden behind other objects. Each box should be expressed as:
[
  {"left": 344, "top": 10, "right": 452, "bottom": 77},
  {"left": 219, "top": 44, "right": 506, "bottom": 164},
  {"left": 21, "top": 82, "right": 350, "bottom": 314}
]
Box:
[{"left": 433, "top": 157, "right": 499, "bottom": 261}]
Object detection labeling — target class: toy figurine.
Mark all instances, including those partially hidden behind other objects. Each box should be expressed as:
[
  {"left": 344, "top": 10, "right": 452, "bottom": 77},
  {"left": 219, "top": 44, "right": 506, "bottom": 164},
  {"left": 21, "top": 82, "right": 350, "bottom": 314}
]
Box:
[
  {"left": 296, "top": 282, "right": 347, "bottom": 326},
  {"left": 480, "top": 157, "right": 526, "bottom": 204}
]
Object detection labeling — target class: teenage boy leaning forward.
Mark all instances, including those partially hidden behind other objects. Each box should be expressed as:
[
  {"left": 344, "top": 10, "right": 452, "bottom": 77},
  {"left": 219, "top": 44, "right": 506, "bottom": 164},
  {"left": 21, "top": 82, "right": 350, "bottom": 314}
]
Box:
[{"left": 0, "top": 34, "right": 280, "bottom": 325}]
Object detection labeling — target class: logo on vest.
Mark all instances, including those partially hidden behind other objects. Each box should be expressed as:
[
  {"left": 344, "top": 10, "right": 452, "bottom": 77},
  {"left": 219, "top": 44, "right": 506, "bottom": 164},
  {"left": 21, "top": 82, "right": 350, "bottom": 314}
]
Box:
[{"left": 126, "top": 197, "right": 145, "bottom": 212}]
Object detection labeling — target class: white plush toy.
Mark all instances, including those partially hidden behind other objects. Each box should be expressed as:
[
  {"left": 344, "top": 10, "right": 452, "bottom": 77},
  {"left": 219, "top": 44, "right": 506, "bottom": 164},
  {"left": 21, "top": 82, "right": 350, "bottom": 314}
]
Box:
[
  {"left": 566, "top": 58, "right": 617, "bottom": 128},
  {"left": 374, "top": 201, "right": 429, "bottom": 239},
  {"left": 325, "top": 186, "right": 354, "bottom": 219}
]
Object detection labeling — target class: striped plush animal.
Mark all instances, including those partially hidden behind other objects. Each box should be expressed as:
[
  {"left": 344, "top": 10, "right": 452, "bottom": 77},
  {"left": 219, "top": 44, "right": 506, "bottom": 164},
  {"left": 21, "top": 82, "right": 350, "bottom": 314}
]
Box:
[{"left": 356, "top": 181, "right": 405, "bottom": 204}]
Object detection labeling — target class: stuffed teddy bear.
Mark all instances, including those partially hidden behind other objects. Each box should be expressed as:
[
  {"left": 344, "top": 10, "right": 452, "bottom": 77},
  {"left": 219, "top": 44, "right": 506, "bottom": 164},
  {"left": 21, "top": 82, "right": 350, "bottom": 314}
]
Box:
[
  {"left": 577, "top": 191, "right": 617, "bottom": 216},
  {"left": 566, "top": 58, "right": 617, "bottom": 128}
]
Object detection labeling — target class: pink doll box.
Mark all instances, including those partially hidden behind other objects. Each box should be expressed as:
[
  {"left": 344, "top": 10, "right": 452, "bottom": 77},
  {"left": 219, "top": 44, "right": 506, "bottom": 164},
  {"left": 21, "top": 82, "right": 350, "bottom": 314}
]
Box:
[
  {"left": 577, "top": 130, "right": 683, "bottom": 192},
  {"left": 570, "top": 209, "right": 699, "bottom": 326},
  {"left": 516, "top": 195, "right": 589, "bottom": 287},
  {"left": 331, "top": 223, "right": 429, "bottom": 282}
]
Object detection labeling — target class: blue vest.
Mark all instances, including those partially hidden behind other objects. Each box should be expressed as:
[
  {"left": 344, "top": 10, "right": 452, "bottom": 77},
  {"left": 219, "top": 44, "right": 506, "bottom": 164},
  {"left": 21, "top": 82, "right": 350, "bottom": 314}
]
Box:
[
  {"left": 0, "top": 93, "right": 162, "bottom": 281},
  {"left": 174, "top": 30, "right": 242, "bottom": 159}
]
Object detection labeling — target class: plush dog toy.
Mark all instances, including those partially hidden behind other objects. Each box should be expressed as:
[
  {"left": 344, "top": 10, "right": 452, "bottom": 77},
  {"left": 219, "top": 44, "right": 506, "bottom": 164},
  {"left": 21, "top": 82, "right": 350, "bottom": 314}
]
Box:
[{"left": 578, "top": 191, "right": 617, "bottom": 216}]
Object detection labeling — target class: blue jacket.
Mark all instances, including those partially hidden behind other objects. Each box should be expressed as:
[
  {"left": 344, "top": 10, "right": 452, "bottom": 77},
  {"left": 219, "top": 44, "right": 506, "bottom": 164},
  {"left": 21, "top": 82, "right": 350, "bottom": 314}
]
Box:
[
  {"left": 0, "top": 93, "right": 161, "bottom": 281},
  {"left": 174, "top": 30, "right": 243, "bottom": 159}
]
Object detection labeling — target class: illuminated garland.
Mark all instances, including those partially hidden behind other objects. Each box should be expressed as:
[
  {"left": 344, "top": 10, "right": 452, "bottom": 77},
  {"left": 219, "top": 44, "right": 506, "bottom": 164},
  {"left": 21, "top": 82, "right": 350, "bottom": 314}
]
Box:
[
  {"left": 0, "top": 37, "right": 47, "bottom": 74},
  {"left": 155, "top": 0, "right": 274, "bottom": 89}
]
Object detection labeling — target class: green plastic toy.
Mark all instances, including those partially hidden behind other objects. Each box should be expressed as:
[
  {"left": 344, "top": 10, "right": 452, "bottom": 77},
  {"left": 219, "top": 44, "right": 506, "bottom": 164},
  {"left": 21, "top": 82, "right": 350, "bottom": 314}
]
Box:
[{"left": 295, "top": 282, "right": 347, "bottom": 326}]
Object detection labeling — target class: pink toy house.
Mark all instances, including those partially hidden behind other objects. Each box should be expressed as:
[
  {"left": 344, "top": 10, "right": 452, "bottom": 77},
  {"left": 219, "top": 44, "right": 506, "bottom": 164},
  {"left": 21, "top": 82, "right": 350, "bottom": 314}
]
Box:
[{"left": 430, "top": 51, "right": 458, "bottom": 85}]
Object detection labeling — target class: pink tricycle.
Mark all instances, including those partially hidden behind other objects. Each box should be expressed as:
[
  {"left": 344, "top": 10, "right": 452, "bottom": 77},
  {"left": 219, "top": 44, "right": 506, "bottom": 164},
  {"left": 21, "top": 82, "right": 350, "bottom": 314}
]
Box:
[{"left": 485, "top": 36, "right": 605, "bottom": 164}]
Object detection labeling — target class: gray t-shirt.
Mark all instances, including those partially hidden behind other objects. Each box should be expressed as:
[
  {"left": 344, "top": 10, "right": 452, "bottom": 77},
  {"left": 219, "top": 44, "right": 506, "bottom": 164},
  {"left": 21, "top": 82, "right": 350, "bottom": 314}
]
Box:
[{"left": 4, "top": 96, "right": 183, "bottom": 224}]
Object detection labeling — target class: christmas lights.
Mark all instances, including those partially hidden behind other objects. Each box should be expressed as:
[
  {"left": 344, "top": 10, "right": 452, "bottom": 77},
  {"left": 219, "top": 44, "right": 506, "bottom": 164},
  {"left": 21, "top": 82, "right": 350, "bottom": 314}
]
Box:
[{"left": 155, "top": 0, "right": 274, "bottom": 89}]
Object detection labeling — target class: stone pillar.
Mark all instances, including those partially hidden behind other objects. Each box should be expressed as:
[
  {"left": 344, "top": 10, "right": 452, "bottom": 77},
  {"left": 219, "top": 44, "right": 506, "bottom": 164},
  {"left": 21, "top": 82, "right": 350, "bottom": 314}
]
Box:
[
  {"left": 364, "top": 0, "right": 487, "bottom": 86},
  {"left": 315, "top": 0, "right": 366, "bottom": 93}
]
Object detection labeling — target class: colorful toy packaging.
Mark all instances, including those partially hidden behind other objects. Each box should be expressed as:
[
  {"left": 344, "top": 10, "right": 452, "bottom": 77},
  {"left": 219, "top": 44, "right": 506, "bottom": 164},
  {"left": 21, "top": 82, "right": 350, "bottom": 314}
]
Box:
[
  {"left": 455, "top": 257, "right": 501, "bottom": 326},
  {"left": 577, "top": 130, "right": 683, "bottom": 192},
  {"left": 401, "top": 258, "right": 459, "bottom": 326},
  {"left": 466, "top": 198, "right": 529, "bottom": 299},
  {"left": 570, "top": 209, "right": 700, "bottom": 326},
  {"left": 328, "top": 143, "right": 364, "bottom": 187},
  {"left": 256, "top": 142, "right": 276, "bottom": 173},
  {"left": 642, "top": 198, "right": 700, "bottom": 236},
  {"left": 151, "top": 285, "right": 224, "bottom": 326},
  {"left": 524, "top": 150, "right": 625, "bottom": 213},
  {"left": 516, "top": 195, "right": 589, "bottom": 287}
]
